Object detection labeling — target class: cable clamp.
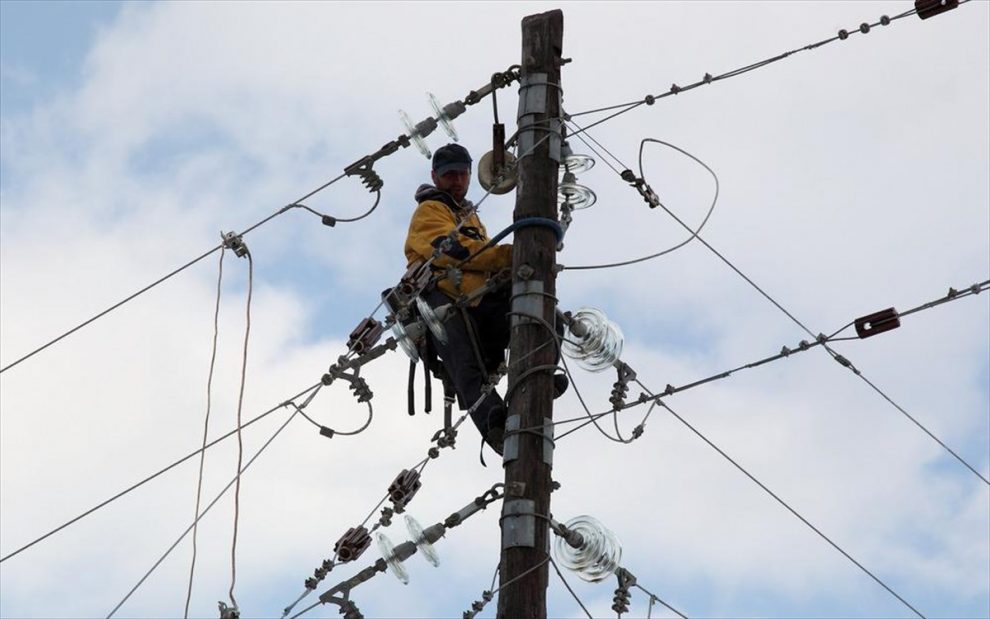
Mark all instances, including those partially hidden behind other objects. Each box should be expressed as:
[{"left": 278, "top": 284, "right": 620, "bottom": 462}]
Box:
[
  {"left": 387, "top": 469, "right": 422, "bottom": 514},
  {"left": 378, "top": 506, "right": 394, "bottom": 528},
  {"left": 344, "top": 156, "right": 384, "bottom": 193},
  {"left": 218, "top": 602, "right": 240, "bottom": 619},
  {"left": 610, "top": 362, "right": 637, "bottom": 411},
  {"left": 620, "top": 169, "right": 660, "bottom": 208},
  {"left": 334, "top": 526, "right": 372, "bottom": 564},
  {"left": 611, "top": 567, "right": 637, "bottom": 614},
  {"left": 430, "top": 426, "right": 458, "bottom": 450},
  {"left": 347, "top": 317, "right": 385, "bottom": 355},
  {"left": 221, "top": 231, "right": 249, "bottom": 258}
]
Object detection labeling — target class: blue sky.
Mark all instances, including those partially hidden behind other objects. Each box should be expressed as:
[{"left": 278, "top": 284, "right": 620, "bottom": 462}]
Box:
[{"left": 1, "top": 2, "right": 988, "bottom": 618}]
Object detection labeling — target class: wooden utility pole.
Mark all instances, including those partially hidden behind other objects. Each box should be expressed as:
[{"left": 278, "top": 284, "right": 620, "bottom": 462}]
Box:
[{"left": 498, "top": 9, "right": 563, "bottom": 619}]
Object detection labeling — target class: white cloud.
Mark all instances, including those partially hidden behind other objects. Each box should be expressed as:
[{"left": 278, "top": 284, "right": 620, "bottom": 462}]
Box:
[{"left": 1, "top": 2, "right": 987, "bottom": 618}]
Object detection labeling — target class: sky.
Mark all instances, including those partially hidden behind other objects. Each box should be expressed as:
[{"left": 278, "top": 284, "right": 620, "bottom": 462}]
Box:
[{"left": 0, "top": 1, "right": 988, "bottom": 618}]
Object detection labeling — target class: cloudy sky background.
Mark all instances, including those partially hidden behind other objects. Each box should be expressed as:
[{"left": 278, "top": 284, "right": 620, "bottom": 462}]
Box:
[{"left": 1, "top": 1, "right": 988, "bottom": 618}]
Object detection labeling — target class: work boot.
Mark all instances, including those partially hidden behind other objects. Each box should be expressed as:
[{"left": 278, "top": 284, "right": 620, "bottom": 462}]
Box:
[{"left": 553, "top": 374, "right": 569, "bottom": 399}]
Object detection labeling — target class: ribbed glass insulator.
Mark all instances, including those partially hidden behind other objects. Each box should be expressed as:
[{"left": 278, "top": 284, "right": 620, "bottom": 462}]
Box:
[
  {"left": 428, "top": 92, "right": 458, "bottom": 141},
  {"left": 560, "top": 153, "right": 596, "bottom": 175},
  {"left": 415, "top": 297, "right": 448, "bottom": 345},
  {"left": 390, "top": 321, "right": 419, "bottom": 362},
  {"left": 553, "top": 515, "right": 622, "bottom": 583},
  {"left": 404, "top": 514, "right": 440, "bottom": 567},
  {"left": 376, "top": 531, "right": 410, "bottom": 584},
  {"left": 557, "top": 181, "right": 597, "bottom": 210},
  {"left": 398, "top": 109, "right": 432, "bottom": 159},
  {"left": 562, "top": 308, "right": 623, "bottom": 372}
]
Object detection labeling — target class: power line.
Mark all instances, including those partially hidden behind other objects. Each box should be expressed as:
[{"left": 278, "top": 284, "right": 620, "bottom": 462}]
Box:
[
  {"left": 0, "top": 382, "right": 321, "bottom": 564},
  {"left": 0, "top": 61, "right": 521, "bottom": 376},
  {"left": 564, "top": 100, "right": 989, "bottom": 486},
  {"left": 634, "top": 583, "right": 688, "bottom": 619},
  {"left": 548, "top": 278, "right": 989, "bottom": 447},
  {"left": 563, "top": 3, "right": 935, "bottom": 140},
  {"left": 654, "top": 397, "right": 926, "bottom": 618},
  {"left": 0, "top": 190, "right": 341, "bottom": 376},
  {"left": 106, "top": 407, "right": 302, "bottom": 618},
  {"left": 648, "top": 184, "right": 988, "bottom": 483},
  {"left": 548, "top": 555, "right": 594, "bottom": 619}
]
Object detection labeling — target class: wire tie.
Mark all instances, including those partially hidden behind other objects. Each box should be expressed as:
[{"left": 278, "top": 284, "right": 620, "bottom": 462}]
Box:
[
  {"left": 880, "top": 15, "right": 891, "bottom": 25},
  {"left": 798, "top": 340, "right": 810, "bottom": 351},
  {"left": 644, "top": 95, "right": 656, "bottom": 105},
  {"left": 970, "top": 284, "right": 982, "bottom": 294},
  {"left": 816, "top": 333, "right": 828, "bottom": 343},
  {"left": 838, "top": 29, "right": 849, "bottom": 40},
  {"left": 859, "top": 22, "right": 871, "bottom": 33}
]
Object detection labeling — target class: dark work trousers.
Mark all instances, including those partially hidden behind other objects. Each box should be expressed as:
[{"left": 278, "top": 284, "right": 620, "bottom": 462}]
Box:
[{"left": 422, "top": 287, "right": 510, "bottom": 441}]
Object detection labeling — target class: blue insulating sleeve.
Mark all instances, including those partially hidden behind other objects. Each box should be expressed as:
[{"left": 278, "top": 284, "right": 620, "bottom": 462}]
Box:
[{"left": 487, "top": 217, "right": 564, "bottom": 246}]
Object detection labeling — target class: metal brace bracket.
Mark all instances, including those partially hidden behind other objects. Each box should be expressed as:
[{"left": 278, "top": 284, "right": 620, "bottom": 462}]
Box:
[
  {"left": 516, "top": 72, "right": 562, "bottom": 161},
  {"left": 501, "top": 498, "right": 536, "bottom": 549},
  {"left": 503, "top": 414, "right": 521, "bottom": 463},
  {"left": 511, "top": 280, "right": 547, "bottom": 328},
  {"left": 543, "top": 415, "right": 554, "bottom": 467}
]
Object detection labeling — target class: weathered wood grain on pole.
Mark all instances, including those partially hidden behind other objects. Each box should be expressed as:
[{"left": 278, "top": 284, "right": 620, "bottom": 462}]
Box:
[{"left": 498, "top": 9, "right": 563, "bottom": 619}]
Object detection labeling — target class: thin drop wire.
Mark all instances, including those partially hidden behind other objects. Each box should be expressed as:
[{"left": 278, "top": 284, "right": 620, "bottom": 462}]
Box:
[
  {"left": 563, "top": 137, "right": 719, "bottom": 271},
  {"left": 548, "top": 556, "right": 594, "bottom": 619},
  {"left": 294, "top": 189, "right": 382, "bottom": 225},
  {"left": 0, "top": 382, "right": 320, "bottom": 564},
  {"left": 184, "top": 248, "right": 226, "bottom": 619},
  {"left": 633, "top": 584, "right": 688, "bottom": 619},
  {"left": 106, "top": 408, "right": 301, "bottom": 619},
  {"left": 227, "top": 252, "right": 254, "bottom": 611},
  {"left": 654, "top": 398, "right": 925, "bottom": 619}
]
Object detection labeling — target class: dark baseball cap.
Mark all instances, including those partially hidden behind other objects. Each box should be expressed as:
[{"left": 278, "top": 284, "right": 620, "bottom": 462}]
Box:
[{"left": 432, "top": 143, "right": 472, "bottom": 176}]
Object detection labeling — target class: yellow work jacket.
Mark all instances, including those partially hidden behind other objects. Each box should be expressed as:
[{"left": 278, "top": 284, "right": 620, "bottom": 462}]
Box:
[{"left": 404, "top": 184, "right": 512, "bottom": 303}]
